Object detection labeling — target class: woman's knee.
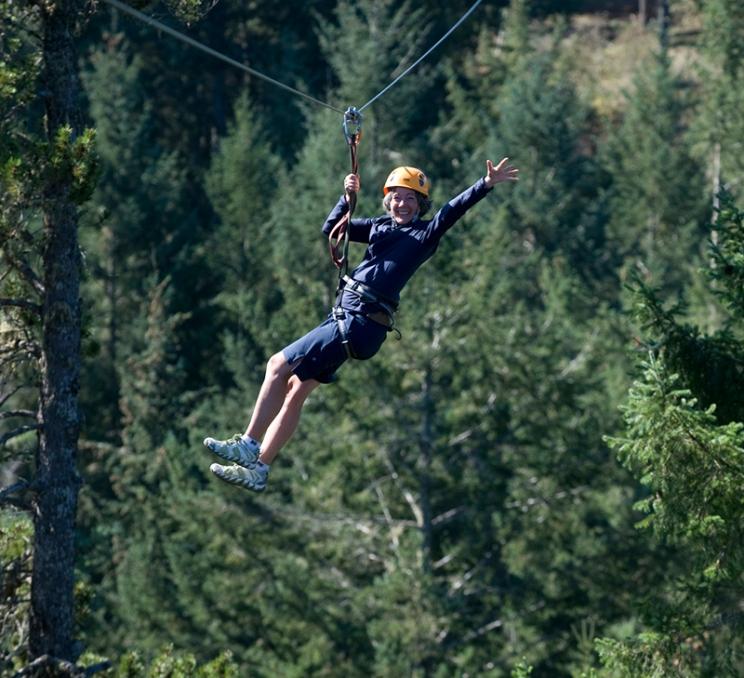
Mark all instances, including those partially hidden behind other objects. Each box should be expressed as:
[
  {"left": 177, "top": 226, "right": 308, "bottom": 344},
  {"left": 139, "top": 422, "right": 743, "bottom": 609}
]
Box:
[{"left": 266, "top": 351, "right": 292, "bottom": 380}]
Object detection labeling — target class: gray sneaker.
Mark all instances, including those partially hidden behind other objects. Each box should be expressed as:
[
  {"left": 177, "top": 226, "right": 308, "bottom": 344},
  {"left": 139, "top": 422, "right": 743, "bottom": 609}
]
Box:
[
  {"left": 210, "top": 462, "right": 268, "bottom": 492},
  {"left": 203, "top": 434, "right": 260, "bottom": 467}
]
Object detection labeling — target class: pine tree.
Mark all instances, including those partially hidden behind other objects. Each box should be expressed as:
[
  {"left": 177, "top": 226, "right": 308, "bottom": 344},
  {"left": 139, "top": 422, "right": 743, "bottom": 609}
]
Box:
[
  {"left": 203, "top": 93, "right": 284, "bottom": 384},
  {"left": 79, "top": 32, "right": 212, "bottom": 441},
  {"left": 317, "top": 0, "right": 436, "bottom": 163},
  {"left": 600, "top": 195, "right": 744, "bottom": 676},
  {"left": 433, "top": 0, "right": 532, "bottom": 172},
  {"left": 488, "top": 46, "right": 611, "bottom": 286},
  {"left": 694, "top": 0, "right": 744, "bottom": 205},
  {"left": 0, "top": 0, "right": 99, "bottom": 664},
  {"left": 602, "top": 46, "right": 707, "bottom": 291}
]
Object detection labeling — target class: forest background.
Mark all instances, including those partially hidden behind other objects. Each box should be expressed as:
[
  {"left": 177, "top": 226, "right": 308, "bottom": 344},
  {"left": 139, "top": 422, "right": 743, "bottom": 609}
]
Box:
[{"left": 1, "top": 0, "right": 743, "bottom": 676}]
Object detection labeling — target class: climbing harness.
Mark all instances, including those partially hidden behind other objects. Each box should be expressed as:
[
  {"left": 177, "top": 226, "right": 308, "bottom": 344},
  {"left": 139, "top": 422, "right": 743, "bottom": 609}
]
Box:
[
  {"left": 332, "top": 275, "right": 400, "bottom": 360},
  {"left": 338, "top": 275, "right": 398, "bottom": 325}
]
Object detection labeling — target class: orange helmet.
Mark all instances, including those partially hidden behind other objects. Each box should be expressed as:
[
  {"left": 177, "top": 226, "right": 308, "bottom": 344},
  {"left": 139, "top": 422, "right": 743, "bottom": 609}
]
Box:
[{"left": 383, "top": 166, "right": 430, "bottom": 197}]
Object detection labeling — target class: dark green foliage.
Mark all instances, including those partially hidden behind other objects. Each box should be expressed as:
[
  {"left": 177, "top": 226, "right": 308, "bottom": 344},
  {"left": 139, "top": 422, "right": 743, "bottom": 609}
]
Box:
[
  {"left": 709, "top": 192, "right": 744, "bottom": 314},
  {"left": 0, "top": 510, "right": 32, "bottom": 674},
  {"left": 100, "top": 644, "right": 238, "bottom": 677},
  {"left": 693, "top": 0, "right": 744, "bottom": 201},
  {"left": 491, "top": 48, "right": 613, "bottom": 287},
  {"left": 602, "top": 195, "right": 744, "bottom": 675},
  {"left": 602, "top": 47, "right": 707, "bottom": 291},
  {"left": 202, "top": 93, "right": 285, "bottom": 382}
]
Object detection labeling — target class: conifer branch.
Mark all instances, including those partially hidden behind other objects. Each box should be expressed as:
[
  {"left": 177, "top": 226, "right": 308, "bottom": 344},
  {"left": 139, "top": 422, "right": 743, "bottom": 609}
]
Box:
[
  {"left": 0, "top": 384, "right": 26, "bottom": 408},
  {"left": 0, "top": 480, "right": 33, "bottom": 504},
  {"left": 0, "top": 424, "right": 40, "bottom": 447},
  {"left": 3, "top": 254, "right": 45, "bottom": 297},
  {"left": 0, "top": 339, "right": 41, "bottom": 362},
  {"left": 2, "top": 9, "right": 42, "bottom": 42},
  {"left": 0, "top": 410, "right": 36, "bottom": 420},
  {"left": 431, "top": 506, "right": 465, "bottom": 527},
  {"left": 0, "top": 298, "right": 42, "bottom": 315},
  {"left": 11, "top": 653, "right": 112, "bottom": 677},
  {"left": 373, "top": 483, "right": 401, "bottom": 551},
  {"left": 381, "top": 448, "right": 423, "bottom": 526}
]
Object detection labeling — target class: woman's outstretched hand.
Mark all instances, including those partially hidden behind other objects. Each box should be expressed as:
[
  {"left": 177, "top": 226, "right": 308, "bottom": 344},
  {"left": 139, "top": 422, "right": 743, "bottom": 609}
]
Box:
[{"left": 484, "top": 158, "right": 519, "bottom": 188}]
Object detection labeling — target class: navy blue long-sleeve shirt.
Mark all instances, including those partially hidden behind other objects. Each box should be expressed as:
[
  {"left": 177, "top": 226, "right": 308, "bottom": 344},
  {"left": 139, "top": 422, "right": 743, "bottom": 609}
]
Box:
[{"left": 322, "top": 177, "right": 492, "bottom": 315}]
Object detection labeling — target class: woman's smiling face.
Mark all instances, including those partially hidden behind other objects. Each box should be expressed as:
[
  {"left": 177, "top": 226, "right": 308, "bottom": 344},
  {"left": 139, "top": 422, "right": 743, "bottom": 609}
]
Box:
[{"left": 388, "top": 186, "right": 419, "bottom": 225}]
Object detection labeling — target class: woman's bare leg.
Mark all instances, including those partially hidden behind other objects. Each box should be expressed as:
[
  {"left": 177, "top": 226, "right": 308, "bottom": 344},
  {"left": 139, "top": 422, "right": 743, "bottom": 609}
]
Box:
[
  {"left": 258, "top": 375, "right": 320, "bottom": 464},
  {"left": 244, "top": 352, "right": 296, "bottom": 441}
]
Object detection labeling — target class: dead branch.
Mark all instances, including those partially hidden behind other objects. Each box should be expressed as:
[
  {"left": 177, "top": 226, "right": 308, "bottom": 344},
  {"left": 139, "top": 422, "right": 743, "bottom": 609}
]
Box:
[
  {"left": 0, "top": 351, "right": 40, "bottom": 373},
  {"left": 3, "top": 254, "right": 44, "bottom": 297},
  {"left": 0, "top": 298, "right": 42, "bottom": 315},
  {"left": 0, "top": 339, "right": 41, "bottom": 359},
  {"left": 0, "top": 423, "right": 40, "bottom": 446},
  {"left": 0, "top": 410, "right": 36, "bottom": 420},
  {"left": 11, "top": 653, "right": 112, "bottom": 677},
  {"left": 0, "top": 480, "right": 34, "bottom": 504},
  {"left": 0, "top": 384, "right": 26, "bottom": 408}
]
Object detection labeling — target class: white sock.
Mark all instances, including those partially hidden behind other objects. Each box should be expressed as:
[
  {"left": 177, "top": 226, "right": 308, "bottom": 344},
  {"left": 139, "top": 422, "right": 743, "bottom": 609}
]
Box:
[{"left": 240, "top": 434, "right": 260, "bottom": 450}]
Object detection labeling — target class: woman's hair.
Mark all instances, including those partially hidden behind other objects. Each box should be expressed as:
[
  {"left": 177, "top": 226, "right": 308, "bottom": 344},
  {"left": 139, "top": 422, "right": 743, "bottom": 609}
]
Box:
[{"left": 382, "top": 190, "right": 433, "bottom": 218}]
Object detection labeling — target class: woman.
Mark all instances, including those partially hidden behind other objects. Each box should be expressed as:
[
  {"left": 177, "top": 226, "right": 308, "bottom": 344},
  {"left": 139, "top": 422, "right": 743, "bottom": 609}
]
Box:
[{"left": 205, "top": 157, "right": 518, "bottom": 492}]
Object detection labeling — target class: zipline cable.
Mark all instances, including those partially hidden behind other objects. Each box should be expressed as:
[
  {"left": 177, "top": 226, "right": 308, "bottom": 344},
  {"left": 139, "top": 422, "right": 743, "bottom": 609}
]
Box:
[
  {"left": 100, "top": 0, "right": 345, "bottom": 115},
  {"left": 358, "top": 0, "right": 485, "bottom": 112},
  {"left": 100, "top": 0, "right": 485, "bottom": 118},
  {"left": 98, "top": 0, "right": 486, "bottom": 272}
]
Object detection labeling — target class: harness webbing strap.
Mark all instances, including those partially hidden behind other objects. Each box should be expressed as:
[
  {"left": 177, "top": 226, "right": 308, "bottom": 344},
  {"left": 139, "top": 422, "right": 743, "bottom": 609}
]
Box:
[
  {"left": 340, "top": 275, "right": 398, "bottom": 314},
  {"left": 337, "top": 275, "right": 400, "bottom": 338},
  {"left": 332, "top": 307, "right": 356, "bottom": 359}
]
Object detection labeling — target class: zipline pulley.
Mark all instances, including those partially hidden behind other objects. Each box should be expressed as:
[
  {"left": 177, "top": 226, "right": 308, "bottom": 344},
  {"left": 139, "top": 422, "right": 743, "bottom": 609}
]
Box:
[{"left": 342, "top": 106, "right": 363, "bottom": 145}]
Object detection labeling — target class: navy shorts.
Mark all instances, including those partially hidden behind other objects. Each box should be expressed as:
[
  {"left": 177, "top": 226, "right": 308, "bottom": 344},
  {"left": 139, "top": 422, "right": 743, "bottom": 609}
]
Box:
[{"left": 282, "top": 311, "right": 388, "bottom": 383}]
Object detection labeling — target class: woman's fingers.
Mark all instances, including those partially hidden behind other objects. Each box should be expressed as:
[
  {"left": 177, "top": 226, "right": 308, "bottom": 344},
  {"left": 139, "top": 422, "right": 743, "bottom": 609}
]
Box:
[
  {"left": 485, "top": 158, "right": 519, "bottom": 185},
  {"left": 344, "top": 173, "right": 360, "bottom": 192}
]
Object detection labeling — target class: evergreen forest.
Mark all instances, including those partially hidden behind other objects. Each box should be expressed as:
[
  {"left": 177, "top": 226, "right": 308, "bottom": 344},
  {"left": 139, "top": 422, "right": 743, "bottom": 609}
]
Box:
[{"left": 1, "top": 0, "right": 743, "bottom": 676}]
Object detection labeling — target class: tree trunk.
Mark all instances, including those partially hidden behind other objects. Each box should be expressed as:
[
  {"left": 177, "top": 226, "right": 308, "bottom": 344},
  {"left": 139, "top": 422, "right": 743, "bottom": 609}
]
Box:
[
  {"left": 658, "top": 0, "right": 670, "bottom": 50},
  {"left": 29, "top": 0, "right": 84, "bottom": 661},
  {"left": 638, "top": 0, "right": 647, "bottom": 25},
  {"left": 417, "top": 320, "right": 435, "bottom": 574}
]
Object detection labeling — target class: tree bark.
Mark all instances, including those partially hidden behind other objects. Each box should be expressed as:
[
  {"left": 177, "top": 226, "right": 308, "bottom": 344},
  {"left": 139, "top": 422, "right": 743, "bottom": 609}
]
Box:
[
  {"left": 29, "top": 0, "right": 84, "bottom": 661},
  {"left": 417, "top": 321, "right": 435, "bottom": 574},
  {"left": 418, "top": 366, "right": 433, "bottom": 572}
]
